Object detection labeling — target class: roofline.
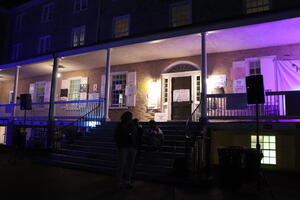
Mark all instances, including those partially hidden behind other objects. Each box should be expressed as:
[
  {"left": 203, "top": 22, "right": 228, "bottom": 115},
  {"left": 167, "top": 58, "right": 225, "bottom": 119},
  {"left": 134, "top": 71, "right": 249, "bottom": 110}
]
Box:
[
  {"left": 10, "top": 0, "right": 48, "bottom": 14},
  {"left": 1, "top": 8, "right": 300, "bottom": 69}
]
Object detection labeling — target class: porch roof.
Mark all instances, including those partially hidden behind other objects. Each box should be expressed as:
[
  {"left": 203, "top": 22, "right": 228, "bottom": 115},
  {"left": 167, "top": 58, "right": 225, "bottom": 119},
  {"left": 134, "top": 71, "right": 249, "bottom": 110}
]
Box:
[{"left": 1, "top": 16, "right": 300, "bottom": 80}]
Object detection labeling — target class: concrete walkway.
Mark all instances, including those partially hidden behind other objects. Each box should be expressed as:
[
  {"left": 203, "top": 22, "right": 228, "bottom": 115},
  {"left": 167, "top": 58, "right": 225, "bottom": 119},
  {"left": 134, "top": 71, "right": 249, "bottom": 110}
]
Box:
[{"left": 0, "top": 147, "right": 299, "bottom": 200}]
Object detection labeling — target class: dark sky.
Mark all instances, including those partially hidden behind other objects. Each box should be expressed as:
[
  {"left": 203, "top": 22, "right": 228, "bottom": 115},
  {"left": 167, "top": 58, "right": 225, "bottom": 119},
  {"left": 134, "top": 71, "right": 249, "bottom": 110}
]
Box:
[{"left": 0, "top": 0, "right": 30, "bottom": 9}]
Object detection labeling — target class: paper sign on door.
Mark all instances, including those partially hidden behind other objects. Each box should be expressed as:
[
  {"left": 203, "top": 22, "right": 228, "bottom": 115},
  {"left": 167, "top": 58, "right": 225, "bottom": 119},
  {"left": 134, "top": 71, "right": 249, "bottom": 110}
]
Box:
[{"left": 173, "top": 89, "right": 190, "bottom": 102}]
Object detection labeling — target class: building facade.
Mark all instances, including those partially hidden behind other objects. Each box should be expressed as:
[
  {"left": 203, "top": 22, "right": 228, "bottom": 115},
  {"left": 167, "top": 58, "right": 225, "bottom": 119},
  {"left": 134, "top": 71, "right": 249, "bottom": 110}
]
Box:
[{"left": 1, "top": 0, "right": 300, "bottom": 171}]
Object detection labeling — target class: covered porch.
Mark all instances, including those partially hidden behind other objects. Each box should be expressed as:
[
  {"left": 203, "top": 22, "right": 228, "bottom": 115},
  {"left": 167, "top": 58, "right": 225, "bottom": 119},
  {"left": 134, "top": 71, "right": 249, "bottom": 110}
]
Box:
[{"left": 1, "top": 17, "right": 300, "bottom": 126}]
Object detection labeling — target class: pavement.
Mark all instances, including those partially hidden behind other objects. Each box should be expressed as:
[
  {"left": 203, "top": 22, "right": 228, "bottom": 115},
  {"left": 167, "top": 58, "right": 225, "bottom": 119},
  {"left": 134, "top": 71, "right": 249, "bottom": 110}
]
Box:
[{"left": 0, "top": 146, "right": 300, "bottom": 200}]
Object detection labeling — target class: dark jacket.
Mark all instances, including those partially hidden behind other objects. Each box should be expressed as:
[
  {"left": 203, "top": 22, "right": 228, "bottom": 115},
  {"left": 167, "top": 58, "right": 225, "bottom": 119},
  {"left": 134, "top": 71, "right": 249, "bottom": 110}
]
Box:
[{"left": 114, "top": 121, "right": 138, "bottom": 149}]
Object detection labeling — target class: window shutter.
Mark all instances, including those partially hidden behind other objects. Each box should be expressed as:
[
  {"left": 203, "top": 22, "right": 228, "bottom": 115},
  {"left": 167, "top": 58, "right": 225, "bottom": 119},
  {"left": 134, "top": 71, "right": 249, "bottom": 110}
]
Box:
[
  {"left": 100, "top": 75, "right": 106, "bottom": 98},
  {"left": 44, "top": 81, "right": 51, "bottom": 102},
  {"left": 80, "top": 77, "right": 88, "bottom": 100},
  {"left": 126, "top": 72, "right": 136, "bottom": 107},
  {"left": 29, "top": 83, "right": 35, "bottom": 102}
]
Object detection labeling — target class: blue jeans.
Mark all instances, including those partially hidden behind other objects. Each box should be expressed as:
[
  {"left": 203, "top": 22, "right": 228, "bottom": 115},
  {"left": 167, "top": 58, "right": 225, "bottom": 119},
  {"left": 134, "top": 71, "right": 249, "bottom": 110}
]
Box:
[{"left": 117, "top": 147, "right": 137, "bottom": 184}]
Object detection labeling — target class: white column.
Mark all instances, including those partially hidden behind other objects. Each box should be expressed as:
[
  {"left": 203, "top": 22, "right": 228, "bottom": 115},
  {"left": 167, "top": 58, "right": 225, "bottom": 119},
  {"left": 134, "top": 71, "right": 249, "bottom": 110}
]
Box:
[
  {"left": 47, "top": 56, "right": 59, "bottom": 148},
  {"left": 104, "top": 49, "right": 112, "bottom": 121},
  {"left": 201, "top": 32, "right": 208, "bottom": 120},
  {"left": 6, "top": 66, "right": 20, "bottom": 146}
]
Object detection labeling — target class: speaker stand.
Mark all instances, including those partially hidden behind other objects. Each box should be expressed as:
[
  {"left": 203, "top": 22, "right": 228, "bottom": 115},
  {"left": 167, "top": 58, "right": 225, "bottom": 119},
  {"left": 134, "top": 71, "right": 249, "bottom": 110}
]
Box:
[
  {"left": 255, "top": 103, "right": 261, "bottom": 151},
  {"left": 24, "top": 109, "right": 27, "bottom": 126}
]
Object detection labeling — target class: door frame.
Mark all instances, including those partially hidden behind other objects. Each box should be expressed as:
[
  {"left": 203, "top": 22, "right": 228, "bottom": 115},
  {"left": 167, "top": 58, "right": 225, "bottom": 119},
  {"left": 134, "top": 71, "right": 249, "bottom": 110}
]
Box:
[{"left": 161, "top": 70, "right": 201, "bottom": 121}]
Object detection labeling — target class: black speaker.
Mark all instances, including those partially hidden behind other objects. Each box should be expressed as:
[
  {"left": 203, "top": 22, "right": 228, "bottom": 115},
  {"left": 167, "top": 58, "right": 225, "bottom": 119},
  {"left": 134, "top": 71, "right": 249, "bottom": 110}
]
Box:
[
  {"left": 246, "top": 75, "right": 265, "bottom": 104},
  {"left": 20, "top": 94, "right": 32, "bottom": 110}
]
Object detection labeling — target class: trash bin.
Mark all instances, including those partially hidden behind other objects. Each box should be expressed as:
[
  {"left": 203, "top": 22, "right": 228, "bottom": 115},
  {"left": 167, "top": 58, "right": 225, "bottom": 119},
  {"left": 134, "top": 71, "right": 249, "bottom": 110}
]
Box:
[{"left": 218, "top": 146, "right": 245, "bottom": 187}]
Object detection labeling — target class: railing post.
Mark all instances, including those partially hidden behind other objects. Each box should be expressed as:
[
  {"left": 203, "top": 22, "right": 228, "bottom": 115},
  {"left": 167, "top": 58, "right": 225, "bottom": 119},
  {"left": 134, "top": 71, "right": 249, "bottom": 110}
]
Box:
[
  {"left": 6, "top": 66, "right": 20, "bottom": 146},
  {"left": 200, "top": 32, "right": 208, "bottom": 120},
  {"left": 47, "top": 55, "right": 59, "bottom": 149},
  {"left": 104, "top": 48, "right": 112, "bottom": 121}
]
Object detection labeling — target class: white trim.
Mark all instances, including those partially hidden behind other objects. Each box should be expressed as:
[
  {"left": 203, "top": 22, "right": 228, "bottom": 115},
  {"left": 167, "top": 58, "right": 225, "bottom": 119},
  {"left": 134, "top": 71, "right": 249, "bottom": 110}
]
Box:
[
  {"left": 161, "top": 70, "right": 201, "bottom": 121},
  {"left": 163, "top": 61, "right": 200, "bottom": 73}
]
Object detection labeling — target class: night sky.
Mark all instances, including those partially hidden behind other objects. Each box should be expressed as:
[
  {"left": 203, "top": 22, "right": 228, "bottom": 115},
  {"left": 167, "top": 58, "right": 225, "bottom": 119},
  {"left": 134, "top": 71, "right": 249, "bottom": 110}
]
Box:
[{"left": 0, "top": 0, "right": 30, "bottom": 9}]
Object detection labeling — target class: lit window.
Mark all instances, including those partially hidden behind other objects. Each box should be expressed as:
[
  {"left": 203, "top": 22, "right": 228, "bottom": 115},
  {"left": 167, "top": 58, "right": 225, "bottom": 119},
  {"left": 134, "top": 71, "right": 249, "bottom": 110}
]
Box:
[
  {"left": 11, "top": 43, "right": 23, "bottom": 61},
  {"left": 111, "top": 74, "right": 127, "bottom": 107},
  {"left": 35, "top": 82, "right": 46, "bottom": 103},
  {"left": 38, "top": 35, "right": 52, "bottom": 54},
  {"left": 246, "top": 0, "right": 270, "bottom": 14},
  {"left": 113, "top": 15, "right": 130, "bottom": 38},
  {"left": 72, "top": 26, "right": 86, "bottom": 47},
  {"left": 251, "top": 135, "right": 276, "bottom": 165},
  {"left": 170, "top": 1, "right": 192, "bottom": 27},
  {"left": 74, "top": 0, "right": 88, "bottom": 13},
  {"left": 41, "top": 2, "right": 54, "bottom": 23},
  {"left": 15, "top": 13, "right": 25, "bottom": 32},
  {"left": 249, "top": 60, "right": 261, "bottom": 75},
  {"left": 164, "top": 79, "right": 169, "bottom": 103},
  {"left": 69, "top": 79, "right": 81, "bottom": 101}
]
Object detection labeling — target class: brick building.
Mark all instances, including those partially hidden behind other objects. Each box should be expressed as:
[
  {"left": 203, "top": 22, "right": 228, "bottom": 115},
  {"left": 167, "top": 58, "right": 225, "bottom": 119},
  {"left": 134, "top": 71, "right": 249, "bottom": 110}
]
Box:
[{"left": 1, "top": 0, "right": 300, "bottom": 171}]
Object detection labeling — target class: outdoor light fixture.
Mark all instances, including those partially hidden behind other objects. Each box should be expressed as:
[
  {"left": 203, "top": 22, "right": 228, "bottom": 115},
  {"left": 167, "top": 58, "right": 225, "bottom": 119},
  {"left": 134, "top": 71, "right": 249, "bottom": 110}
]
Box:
[
  {"left": 149, "top": 39, "right": 164, "bottom": 44},
  {"left": 57, "top": 73, "right": 61, "bottom": 78}
]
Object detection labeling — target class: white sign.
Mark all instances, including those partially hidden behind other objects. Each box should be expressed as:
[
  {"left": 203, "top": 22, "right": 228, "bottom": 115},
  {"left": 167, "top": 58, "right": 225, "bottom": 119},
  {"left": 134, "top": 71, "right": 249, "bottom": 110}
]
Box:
[
  {"left": 125, "top": 85, "right": 136, "bottom": 96},
  {"left": 208, "top": 74, "right": 227, "bottom": 87},
  {"left": 93, "top": 84, "right": 98, "bottom": 92},
  {"left": 173, "top": 89, "right": 190, "bottom": 102},
  {"left": 88, "top": 93, "right": 100, "bottom": 100},
  {"left": 154, "top": 113, "right": 168, "bottom": 122},
  {"left": 233, "top": 79, "right": 246, "bottom": 93}
]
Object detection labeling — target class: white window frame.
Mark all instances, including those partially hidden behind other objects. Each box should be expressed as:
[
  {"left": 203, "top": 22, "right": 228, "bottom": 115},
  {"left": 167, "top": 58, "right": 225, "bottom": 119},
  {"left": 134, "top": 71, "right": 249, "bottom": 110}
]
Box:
[
  {"left": 249, "top": 60, "right": 261, "bottom": 75},
  {"left": 11, "top": 43, "right": 23, "bottom": 60},
  {"left": 112, "top": 14, "right": 130, "bottom": 38},
  {"left": 73, "top": 0, "right": 88, "bottom": 13},
  {"left": 35, "top": 81, "right": 46, "bottom": 103},
  {"left": 38, "top": 35, "right": 52, "bottom": 54},
  {"left": 68, "top": 78, "right": 82, "bottom": 101},
  {"left": 170, "top": 0, "right": 192, "bottom": 28},
  {"left": 110, "top": 72, "right": 128, "bottom": 109},
  {"left": 251, "top": 135, "right": 276, "bottom": 165},
  {"left": 14, "top": 13, "right": 25, "bottom": 32},
  {"left": 246, "top": 0, "right": 271, "bottom": 14},
  {"left": 72, "top": 26, "right": 86, "bottom": 47},
  {"left": 41, "top": 2, "right": 54, "bottom": 23}
]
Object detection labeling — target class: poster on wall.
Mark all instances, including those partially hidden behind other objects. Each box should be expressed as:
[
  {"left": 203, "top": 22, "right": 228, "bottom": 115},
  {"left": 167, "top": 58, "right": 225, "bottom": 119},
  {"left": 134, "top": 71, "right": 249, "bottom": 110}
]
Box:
[
  {"left": 233, "top": 79, "right": 246, "bottom": 93},
  {"left": 80, "top": 84, "right": 88, "bottom": 93},
  {"left": 88, "top": 93, "right": 100, "bottom": 100},
  {"left": 173, "top": 89, "right": 190, "bottom": 102}
]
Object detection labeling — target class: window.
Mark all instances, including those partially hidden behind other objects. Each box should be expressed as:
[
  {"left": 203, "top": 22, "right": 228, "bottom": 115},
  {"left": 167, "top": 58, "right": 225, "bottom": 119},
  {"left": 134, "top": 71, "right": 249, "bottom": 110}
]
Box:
[
  {"left": 41, "top": 2, "right": 54, "bottom": 23},
  {"left": 249, "top": 60, "right": 261, "bottom": 75},
  {"left": 74, "top": 0, "right": 88, "bottom": 13},
  {"left": 170, "top": 1, "right": 192, "bottom": 27},
  {"left": 196, "top": 76, "right": 201, "bottom": 101},
  {"left": 111, "top": 74, "right": 127, "bottom": 107},
  {"left": 38, "top": 35, "right": 52, "bottom": 54},
  {"left": 163, "top": 79, "right": 169, "bottom": 103},
  {"left": 69, "top": 79, "right": 81, "bottom": 101},
  {"left": 113, "top": 15, "right": 130, "bottom": 38},
  {"left": 11, "top": 43, "right": 23, "bottom": 60},
  {"left": 251, "top": 135, "right": 276, "bottom": 165},
  {"left": 15, "top": 13, "right": 25, "bottom": 32},
  {"left": 72, "top": 26, "right": 86, "bottom": 47},
  {"left": 246, "top": 0, "right": 270, "bottom": 14},
  {"left": 35, "top": 82, "right": 46, "bottom": 103}
]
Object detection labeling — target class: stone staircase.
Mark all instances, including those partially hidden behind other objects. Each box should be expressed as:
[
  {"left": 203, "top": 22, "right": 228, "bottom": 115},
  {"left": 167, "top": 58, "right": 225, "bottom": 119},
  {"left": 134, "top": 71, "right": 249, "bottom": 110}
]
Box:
[{"left": 39, "top": 122, "right": 203, "bottom": 183}]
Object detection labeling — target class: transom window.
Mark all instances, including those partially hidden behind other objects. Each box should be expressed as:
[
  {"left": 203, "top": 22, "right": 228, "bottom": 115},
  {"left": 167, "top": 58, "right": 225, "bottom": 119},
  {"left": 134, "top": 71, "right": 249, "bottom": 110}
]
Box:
[
  {"left": 11, "top": 43, "right": 23, "bottom": 61},
  {"left": 111, "top": 74, "right": 127, "bottom": 107},
  {"left": 249, "top": 60, "right": 261, "bottom": 75},
  {"left": 246, "top": 0, "right": 270, "bottom": 14},
  {"left": 41, "top": 2, "right": 54, "bottom": 23},
  {"left": 113, "top": 15, "right": 130, "bottom": 38},
  {"left": 35, "top": 82, "right": 46, "bottom": 103},
  {"left": 170, "top": 1, "right": 192, "bottom": 27},
  {"left": 38, "top": 35, "right": 52, "bottom": 54},
  {"left": 74, "top": 0, "right": 88, "bottom": 13},
  {"left": 251, "top": 135, "right": 276, "bottom": 165},
  {"left": 69, "top": 79, "right": 81, "bottom": 101},
  {"left": 15, "top": 13, "right": 25, "bottom": 32},
  {"left": 72, "top": 26, "right": 86, "bottom": 47}
]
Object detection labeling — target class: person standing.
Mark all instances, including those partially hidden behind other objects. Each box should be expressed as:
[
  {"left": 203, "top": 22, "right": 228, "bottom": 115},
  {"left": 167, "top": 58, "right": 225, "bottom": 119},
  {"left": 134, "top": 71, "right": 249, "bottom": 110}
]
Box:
[{"left": 114, "top": 111, "right": 138, "bottom": 189}]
